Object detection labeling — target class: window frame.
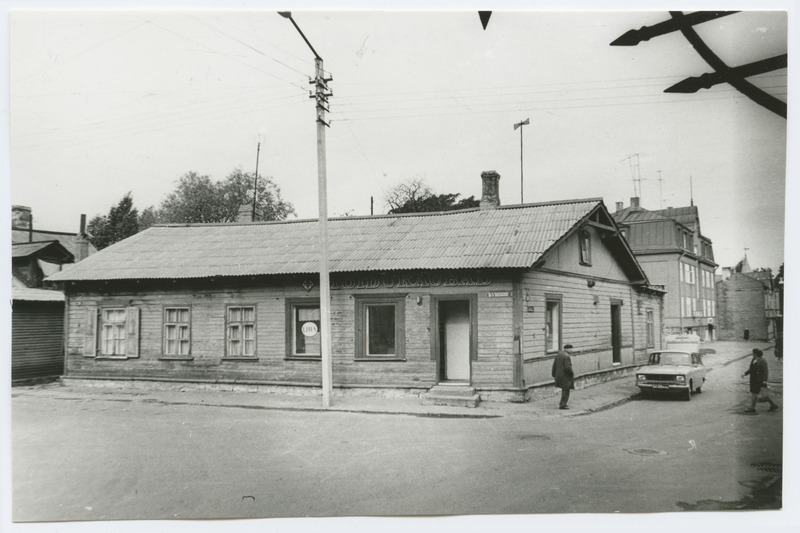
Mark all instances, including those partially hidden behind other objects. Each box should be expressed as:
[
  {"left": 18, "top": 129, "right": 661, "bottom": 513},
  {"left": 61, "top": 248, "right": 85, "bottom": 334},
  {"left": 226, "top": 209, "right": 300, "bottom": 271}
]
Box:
[
  {"left": 544, "top": 294, "right": 563, "bottom": 355},
  {"left": 100, "top": 307, "right": 127, "bottom": 357},
  {"left": 223, "top": 304, "right": 258, "bottom": 361},
  {"left": 354, "top": 294, "right": 406, "bottom": 361},
  {"left": 285, "top": 297, "right": 322, "bottom": 360},
  {"left": 578, "top": 230, "right": 592, "bottom": 266},
  {"left": 88, "top": 305, "right": 139, "bottom": 359},
  {"left": 161, "top": 306, "right": 192, "bottom": 360},
  {"left": 645, "top": 309, "right": 655, "bottom": 348}
]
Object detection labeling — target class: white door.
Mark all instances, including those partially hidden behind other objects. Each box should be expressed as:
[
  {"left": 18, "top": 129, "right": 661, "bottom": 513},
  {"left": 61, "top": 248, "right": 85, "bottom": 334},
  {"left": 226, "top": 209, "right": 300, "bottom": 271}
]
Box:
[{"left": 442, "top": 300, "right": 470, "bottom": 381}]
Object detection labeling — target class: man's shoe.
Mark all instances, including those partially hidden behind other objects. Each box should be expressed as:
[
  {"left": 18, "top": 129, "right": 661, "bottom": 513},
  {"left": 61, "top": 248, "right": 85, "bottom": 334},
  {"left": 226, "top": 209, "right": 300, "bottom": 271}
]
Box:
[
  {"left": 744, "top": 408, "right": 756, "bottom": 413},
  {"left": 559, "top": 405, "right": 569, "bottom": 410},
  {"left": 769, "top": 404, "right": 779, "bottom": 411}
]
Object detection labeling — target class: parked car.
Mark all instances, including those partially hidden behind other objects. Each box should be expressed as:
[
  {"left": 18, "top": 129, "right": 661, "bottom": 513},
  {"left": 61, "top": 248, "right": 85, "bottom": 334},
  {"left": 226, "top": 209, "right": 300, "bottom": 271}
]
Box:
[{"left": 636, "top": 350, "right": 707, "bottom": 400}]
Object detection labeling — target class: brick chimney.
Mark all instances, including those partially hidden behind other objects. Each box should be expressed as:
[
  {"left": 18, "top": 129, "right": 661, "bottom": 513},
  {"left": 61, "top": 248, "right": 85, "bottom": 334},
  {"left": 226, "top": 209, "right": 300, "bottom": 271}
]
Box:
[
  {"left": 480, "top": 171, "right": 501, "bottom": 210},
  {"left": 615, "top": 201, "right": 624, "bottom": 212},
  {"left": 630, "top": 197, "right": 640, "bottom": 209},
  {"left": 237, "top": 204, "right": 263, "bottom": 223},
  {"left": 74, "top": 214, "right": 90, "bottom": 262}
]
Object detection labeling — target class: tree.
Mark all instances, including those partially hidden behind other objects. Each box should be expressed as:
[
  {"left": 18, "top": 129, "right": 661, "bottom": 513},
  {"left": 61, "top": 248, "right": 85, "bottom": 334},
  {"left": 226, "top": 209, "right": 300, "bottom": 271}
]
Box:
[
  {"left": 87, "top": 192, "right": 140, "bottom": 250},
  {"left": 154, "top": 169, "right": 295, "bottom": 224},
  {"left": 385, "top": 178, "right": 480, "bottom": 214}
]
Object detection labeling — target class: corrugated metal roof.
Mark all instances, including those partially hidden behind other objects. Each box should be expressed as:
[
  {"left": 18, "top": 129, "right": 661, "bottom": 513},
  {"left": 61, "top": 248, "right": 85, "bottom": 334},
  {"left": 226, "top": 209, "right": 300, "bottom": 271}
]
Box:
[
  {"left": 12, "top": 241, "right": 59, "bottom": 258},
  {"left": 12, "top": 229, "right": 97, "bottom": 259},
  {"left": 12, "top": 287, "right": 65, "bottom": 302},
  {"left": 47, "top": 200, "right": 601, "bottom": 282}
]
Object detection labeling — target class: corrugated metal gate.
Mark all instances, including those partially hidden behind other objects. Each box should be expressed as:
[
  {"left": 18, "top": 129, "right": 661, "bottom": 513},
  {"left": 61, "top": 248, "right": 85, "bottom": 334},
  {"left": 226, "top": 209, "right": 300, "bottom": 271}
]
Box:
[{"left": 12, "top": 300, "right": 65, "bottom": 381}]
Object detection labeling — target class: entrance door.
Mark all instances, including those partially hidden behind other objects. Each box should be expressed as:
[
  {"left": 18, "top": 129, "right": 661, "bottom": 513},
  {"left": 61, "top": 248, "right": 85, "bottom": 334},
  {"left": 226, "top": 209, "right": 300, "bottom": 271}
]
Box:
[
  {"left": 439, "top": 300, "right": 471, "bottom": 381},
  {"left": 610, "top": 302, "right": 622, "bottom": 364}
]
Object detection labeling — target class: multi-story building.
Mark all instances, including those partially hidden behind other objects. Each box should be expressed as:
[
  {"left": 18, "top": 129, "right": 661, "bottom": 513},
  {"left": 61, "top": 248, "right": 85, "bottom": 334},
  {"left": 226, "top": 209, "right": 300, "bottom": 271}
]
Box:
[
  {"left": 613, "top": 198, "right": 718, "bottom": 340},
  {"left": 716, "top": 260, "right": 781, "bottom": 341}
]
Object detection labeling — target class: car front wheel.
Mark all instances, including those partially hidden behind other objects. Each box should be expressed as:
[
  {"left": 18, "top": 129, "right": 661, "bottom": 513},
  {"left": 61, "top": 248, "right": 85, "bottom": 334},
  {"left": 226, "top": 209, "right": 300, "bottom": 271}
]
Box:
[{"left": 683, "top": 382, "right": 692, "bottom": 401}]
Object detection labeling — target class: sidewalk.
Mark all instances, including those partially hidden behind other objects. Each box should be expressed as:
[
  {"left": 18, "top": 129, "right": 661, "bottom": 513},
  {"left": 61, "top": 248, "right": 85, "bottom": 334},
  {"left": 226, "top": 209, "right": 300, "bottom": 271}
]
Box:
[{"left": 27, "top": 341, "right": 775, "bottom": 420}]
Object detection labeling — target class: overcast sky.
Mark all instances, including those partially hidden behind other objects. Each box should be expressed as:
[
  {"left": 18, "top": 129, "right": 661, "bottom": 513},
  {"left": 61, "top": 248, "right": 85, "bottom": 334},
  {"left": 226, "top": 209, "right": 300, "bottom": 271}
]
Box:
[{"left": 4, "top": 2, "right": 792, "bottom": 272}]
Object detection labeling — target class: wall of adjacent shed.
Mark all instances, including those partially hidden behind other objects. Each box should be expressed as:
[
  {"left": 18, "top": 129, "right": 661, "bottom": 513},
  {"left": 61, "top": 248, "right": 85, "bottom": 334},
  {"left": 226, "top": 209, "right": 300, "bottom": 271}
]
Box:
[
  {"left": 12, "top": 300, "right": 65, "bottom": 381},
  {"left": 63, "top": 275, "right": 517, "bottom": 390}
]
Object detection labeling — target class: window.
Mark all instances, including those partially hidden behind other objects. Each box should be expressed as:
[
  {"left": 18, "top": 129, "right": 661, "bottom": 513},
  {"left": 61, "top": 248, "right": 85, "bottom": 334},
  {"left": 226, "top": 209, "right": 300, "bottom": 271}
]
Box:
[
  {"left": 85, "top": 306, "right": 139, "bottom": 358},
  {"left": 226, "top": 306, "right": 256, "bottom": 357},
  {"left": 164, "top": 307, "right": 191, "bottom": 356},
  {"left": 646, "top": 309, "right": 655, "bottom": 348},
  {"left": 545, "top": 297, "right": 562, "bottom": 353},
  {"left": 355, "top": 296, "right": 406, "bottom": 359},
  {"left": 286, "top": 300, "right": 321, "bottom": 358},
  {"left": 579, "top": 230, "right": 592, "bottom": 265},
  {"left": 101, "top": 308, "right": 127, "bottom": 356}
]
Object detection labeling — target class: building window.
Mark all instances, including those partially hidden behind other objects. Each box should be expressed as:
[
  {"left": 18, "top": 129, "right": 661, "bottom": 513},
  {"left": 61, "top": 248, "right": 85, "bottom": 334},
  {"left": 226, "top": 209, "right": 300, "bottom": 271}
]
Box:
[
  {"left": 286, "top": 300, "right": 321, "bottom": 358},
  {"left": 226, "top": 306, "right": 255, "bottom": 357},
  {"left": 545, "top": 297, "right": 562, "bottom": 353},
  {"left": 164, "top": 307, "right": 191, "bottom": 356},
  {"left": 355, "top": 296, "right": 406, "bottom": 359},
  {"left": 579, "top": 230, "right": 592, "bottom": 265},
  {"left": 101, "top": 308, "right": 127, "bottom": 356},
  {"left": 646, "top": 309, "right": 655, "bottom": 348},
  {"left": 83, "top": 306, "right": 139, "bottom": 358}
]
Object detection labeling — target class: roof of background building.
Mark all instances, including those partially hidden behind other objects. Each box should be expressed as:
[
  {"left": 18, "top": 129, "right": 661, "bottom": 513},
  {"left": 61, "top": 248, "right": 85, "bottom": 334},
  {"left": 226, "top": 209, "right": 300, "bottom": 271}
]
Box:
[
  {"left": 48, "top": 199, "right": 621, "bottom": 282},
  {"left": 12, "top": 229, "right": 97, "bottom": 259},
  {"left": 12, "top": 287, "right": 65, "bottom": 302}
]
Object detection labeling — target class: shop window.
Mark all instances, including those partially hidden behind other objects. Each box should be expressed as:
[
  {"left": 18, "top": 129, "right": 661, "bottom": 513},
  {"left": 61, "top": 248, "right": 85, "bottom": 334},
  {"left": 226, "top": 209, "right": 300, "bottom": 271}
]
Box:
[
  {"left": 579, "top": 230, "right": 592, "bottom": 266},
  {"left": 545, "top": 296, "right": 562, "bottom": 353},
  {"left": 286, "top": 299, "right": 321, "bottom": 358},
  {"left": 355, "top": 296, "right": 406, "bottom": 360},
  {"left": 226, "top": 306, "right": 256, "bottom": 357},
  {"left": 164, "top": 307, "right": 191, "bottom": 356}
]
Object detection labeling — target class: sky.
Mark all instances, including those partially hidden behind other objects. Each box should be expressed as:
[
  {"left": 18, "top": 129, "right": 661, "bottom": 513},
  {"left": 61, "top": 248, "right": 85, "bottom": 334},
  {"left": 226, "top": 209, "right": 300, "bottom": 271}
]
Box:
[{"left": 3, "top": 1, "right": 792, "bottom": 273}]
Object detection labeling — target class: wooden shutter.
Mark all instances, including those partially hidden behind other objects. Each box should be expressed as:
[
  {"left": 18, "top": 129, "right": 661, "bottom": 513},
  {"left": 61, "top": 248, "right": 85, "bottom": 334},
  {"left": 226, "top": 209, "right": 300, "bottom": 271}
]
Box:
[
  {"left": 126, "top": 307, "right": 140, "bottom": 358},
  {"left": 83, "top": 306, "right": 98, "bottom": 357}
]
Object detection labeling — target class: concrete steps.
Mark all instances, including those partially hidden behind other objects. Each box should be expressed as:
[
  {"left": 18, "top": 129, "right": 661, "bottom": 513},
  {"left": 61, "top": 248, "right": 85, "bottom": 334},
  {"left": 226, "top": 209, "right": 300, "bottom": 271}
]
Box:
[{"left": 421, "top": 383, "right": 481, "bottom": 408}]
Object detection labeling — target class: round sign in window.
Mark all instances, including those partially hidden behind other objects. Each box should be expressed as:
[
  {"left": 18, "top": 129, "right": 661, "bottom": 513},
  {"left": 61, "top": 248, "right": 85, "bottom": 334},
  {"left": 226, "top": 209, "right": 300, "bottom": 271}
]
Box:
[{"left": 301, "top": 322, "right": 318, "bottom": 337}]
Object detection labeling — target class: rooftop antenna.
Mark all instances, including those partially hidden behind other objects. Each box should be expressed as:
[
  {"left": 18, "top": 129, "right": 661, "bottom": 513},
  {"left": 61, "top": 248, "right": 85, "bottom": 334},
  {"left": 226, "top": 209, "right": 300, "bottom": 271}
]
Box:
[
  {"left": 656, "top": 170, "right": 665, "bottom": 208},
  {"left": 624, "top": 154, "right": 646, "bottom": 198},
  {"left": 690, "top": 175, "right": 694, "bottom": 206}
]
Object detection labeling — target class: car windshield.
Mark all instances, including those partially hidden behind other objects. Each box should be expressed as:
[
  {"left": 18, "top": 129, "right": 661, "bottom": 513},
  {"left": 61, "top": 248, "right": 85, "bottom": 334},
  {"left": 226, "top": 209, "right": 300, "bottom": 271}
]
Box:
[{"left": 658, "top": 352, "right": 691, "bottom": 366}]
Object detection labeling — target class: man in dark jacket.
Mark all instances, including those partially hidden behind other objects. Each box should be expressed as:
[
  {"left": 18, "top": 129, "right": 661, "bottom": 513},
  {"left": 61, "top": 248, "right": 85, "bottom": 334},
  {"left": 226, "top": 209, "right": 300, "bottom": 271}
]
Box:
[
  {"left": 742, "top": 348, "right": 779, "bottom": 413},
  {"left": 552, "top": 344, "right": 575, "bottom": 410}
]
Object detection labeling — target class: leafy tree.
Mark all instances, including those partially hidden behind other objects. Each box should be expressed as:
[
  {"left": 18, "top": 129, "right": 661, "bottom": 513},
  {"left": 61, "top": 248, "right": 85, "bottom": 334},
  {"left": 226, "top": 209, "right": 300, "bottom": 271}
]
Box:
[
  {"left": 385, "top": 178, "right": 480, "bottom": 214},
  {"left": 153, "top": 169, "right": 295, "bottom": 224},
  {"left": 87, "top": 193, "right": 140, "bottom": 250}
]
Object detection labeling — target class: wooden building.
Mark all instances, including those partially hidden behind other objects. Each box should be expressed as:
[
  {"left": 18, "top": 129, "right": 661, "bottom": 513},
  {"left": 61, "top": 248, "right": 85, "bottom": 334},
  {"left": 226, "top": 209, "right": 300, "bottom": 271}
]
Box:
[
  {"left": 11, "top": 205, "right": 95, "bottom": 383},
  {"left": 48, "top": 172, "right": 664, "bottom": 402},
  {"left": 612, "top": 198, "right": 717, "bottom": 340}
]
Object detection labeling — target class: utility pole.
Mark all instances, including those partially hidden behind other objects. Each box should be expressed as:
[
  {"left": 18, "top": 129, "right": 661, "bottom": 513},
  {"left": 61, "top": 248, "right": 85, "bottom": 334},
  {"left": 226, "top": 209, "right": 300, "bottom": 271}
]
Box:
[
  {"left": 513, "top": 118, "right": 529, "bottom": 203},
  {"left": 279, "top": 12, "right": 334, "bottom": 408},
  {"left": 252, "top": 136, "right": 262, "bottom": 221}
]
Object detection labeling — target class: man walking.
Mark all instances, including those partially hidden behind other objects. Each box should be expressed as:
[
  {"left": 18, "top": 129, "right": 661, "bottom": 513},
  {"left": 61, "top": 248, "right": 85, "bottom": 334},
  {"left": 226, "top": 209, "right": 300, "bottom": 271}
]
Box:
[
  {"left": 742, "top": 348, "right": 779, "bottom": 413},
  {"left": 552, "top": 344, "right": 575, "bottom": 410}
]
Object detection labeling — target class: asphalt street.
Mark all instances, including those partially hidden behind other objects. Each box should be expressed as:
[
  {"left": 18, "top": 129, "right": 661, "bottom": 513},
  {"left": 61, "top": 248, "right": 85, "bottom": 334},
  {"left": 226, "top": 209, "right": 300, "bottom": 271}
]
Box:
[{"left": 10, "top": 341, "right": 783, "bottom": 521}]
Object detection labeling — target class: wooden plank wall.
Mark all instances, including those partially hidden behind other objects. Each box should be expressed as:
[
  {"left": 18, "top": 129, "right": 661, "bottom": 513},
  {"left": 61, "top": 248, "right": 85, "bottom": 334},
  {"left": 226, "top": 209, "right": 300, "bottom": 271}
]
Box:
[
  {"left": 12, "top": 300, "right": 65, "bottom": 381},
  {"left": 520, "top": 270, "right": 635, "bottom": 387},
  {"left": 64, "top": 275, "right": 517, "bottom": 390}
]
